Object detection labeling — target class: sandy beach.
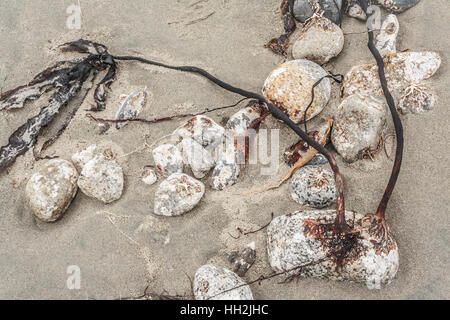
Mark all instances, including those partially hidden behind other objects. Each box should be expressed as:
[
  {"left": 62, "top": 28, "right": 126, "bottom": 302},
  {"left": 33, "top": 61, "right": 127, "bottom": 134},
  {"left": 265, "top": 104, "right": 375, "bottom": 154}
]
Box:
[{"left": 0, "top": 0, "right": 448, "bottom": 299}]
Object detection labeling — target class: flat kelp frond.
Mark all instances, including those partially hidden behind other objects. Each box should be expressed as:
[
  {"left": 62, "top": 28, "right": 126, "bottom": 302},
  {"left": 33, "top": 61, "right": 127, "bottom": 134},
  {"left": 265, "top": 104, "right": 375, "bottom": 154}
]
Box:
[{"left": 0, "top": 40, "right": 117, "bottom": 172}]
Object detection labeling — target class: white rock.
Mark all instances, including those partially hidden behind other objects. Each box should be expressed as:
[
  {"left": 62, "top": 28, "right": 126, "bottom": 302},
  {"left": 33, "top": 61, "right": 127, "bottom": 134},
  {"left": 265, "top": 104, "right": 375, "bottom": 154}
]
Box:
[
  {"left": 342, "top": 51, "right": 441, "bottom": 100},
  {"left": 25, "top": 159, "right": 78, "bottom": 222},
  {"left": 267, "top": 210, "right": 399, "bottom": 289},
  {"left": 398, "top": 83, "right": 435, "bottom": 115},
  {"left": 210, "top": 140, "right": 241, "bottom": 190},
  {"left": 193, "top": 264, "right": 253, "bottom": 300},
  {"left": 179, "top": 137, "right": 215, "bottom": 179},
  {"left": 142, "top": 168, "right": 157, "bottom": 185},
  {"left": 289, "top": 165, "right": 336, "bottom": 208},
  {"left": 77, "top": 155, "right": 124, "bottom": 204},
  {"left": 173, "top": 115, "right": 225, "bottom": 150},
  {"left": 376, "top": 14, "right": 399, "bottom": 55},
  {"left": 154, "top": 173, "right": 205, "bottom": 216},
  {"left": 262, "top": 59, "right": 331, "bottom": 123},
  {"left": 347, "top": 3, "right": 367, "bottom": 20},
  {"left": 115, "top": 90, "right": 147, "bottom": 129},
  {"left": 331, "top": 94, "right": 387, "bottom": 163},
  {"left": 152, "top": 144, "right": 184, "bottom": 176},
  {"left": 292, "top": 16, "right": 345, "bottom": 65},
  {"left": 72, "top": 145, "right": 98, "bottom": 172}
]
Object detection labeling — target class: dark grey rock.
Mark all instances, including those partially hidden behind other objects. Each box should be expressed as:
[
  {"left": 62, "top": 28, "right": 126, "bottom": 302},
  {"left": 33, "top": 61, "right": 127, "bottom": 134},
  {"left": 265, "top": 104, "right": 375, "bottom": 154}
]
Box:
[
  {"left": 307, "top": 154, "right": 328, "bottom": 166},
  {"left": 228, "top": 242, "right": 256, "bottom": 277},
  {"left": 293, "top": 0, "right": 343, "bottom": 25}
]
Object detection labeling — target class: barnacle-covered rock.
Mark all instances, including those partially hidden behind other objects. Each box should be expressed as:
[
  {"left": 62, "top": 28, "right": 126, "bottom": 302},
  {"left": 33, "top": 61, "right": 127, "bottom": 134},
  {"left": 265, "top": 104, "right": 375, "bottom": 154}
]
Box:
[
  {"left": 193, "top": 264, "right": 253, "bottom": 300},
  {"left": 209, "top": 140, "right": 241, "bottom": 191},
  {"left": 377, "top": 0, "right": 421, "bottom": 13},
  {"left": 179, "top": 137, "right": 215, "bottom": 179},
  {"left": 289, "top": 165, "right": 336, "bottom": 208},
  {"left": 331, "top": 94, "right": 386, "bottom": 163},
  {"left": 228, "top": 242, "right": 257, "bottom": 277},
  {"left": 398, "top": 83, "right": 435, "bottom": 114},
  {"left": 152, "top": 144, "right": 184, "bottom": 176},
  {"left": 267, "top": 210, "right": 399, "bottom": 289},
  {"left": 342, "top": 51, "right": 441, "bottom": 100},
  {"left": 376, "top": 14, "right": 399, "bottom": 55},
  {"left": 72, "top": 145, "right": 98, "bottom": 172},
  {"left": 262, "top": 59, "right": 331, "bottom": 123},
  {"left": 154, "top": 173, "right": 205, "bottom": 216},
  {"left": 26, "top": 159, "right": 78, "bottom": 222},
  {"left": 173, "top": 115, "right": 225, "bottom": 150},
  {"left": 292, "top": 15, "right": 344, "bottom": 65},
  {"left": 346, "top": 2, "right": 367, "bottom": 20},
  {"left": 115, "top": 89, "right": 147, "bottom": 129},
  {"left": 142, "top": 168, "right": 158, "bottom": 185},
  {"left": 77, "top": 155, "right": 124, "bottom": 204}
]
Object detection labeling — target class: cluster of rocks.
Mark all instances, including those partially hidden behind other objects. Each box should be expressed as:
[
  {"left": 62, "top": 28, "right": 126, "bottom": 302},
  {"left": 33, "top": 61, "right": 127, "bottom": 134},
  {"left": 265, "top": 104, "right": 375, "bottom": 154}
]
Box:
[
  {"left": 26, "top": 144, "right": 125, "bottom": 222},
  {"left": 150, "top": 106, "right": 265, "bottom": 216}
]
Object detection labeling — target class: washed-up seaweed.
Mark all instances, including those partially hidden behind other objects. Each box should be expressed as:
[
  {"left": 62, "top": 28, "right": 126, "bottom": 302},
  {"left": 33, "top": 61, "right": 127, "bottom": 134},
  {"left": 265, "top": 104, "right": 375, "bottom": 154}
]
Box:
[
  {"left": 0, "top": 40, "right": 117, "bottom": 172},
  {"left": 265, "top": 0, "right": 297, "bottom": 56}
]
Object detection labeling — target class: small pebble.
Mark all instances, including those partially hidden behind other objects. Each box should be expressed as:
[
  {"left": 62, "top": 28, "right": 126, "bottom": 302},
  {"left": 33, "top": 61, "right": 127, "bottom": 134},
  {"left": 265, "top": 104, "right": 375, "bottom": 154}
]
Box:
[
  {"left": 95, "top": 122, "right": 110, "bottom": 135},
  {"left": 142, "top": 168, "right": 157, "bottom": 185},
  {"left": 152, "top": 144, "right": 184, "bottom": 176},
  {"left": 228, "top": 242, "right": 257, "bottom": 277},
  {"left": 26, "top": 159, "right": 79, "bottom": 222},
  {"left": 289, "top": 165, "right": 336, "bottom": 208},
  {"left": 193, "top": 264, "right": 253, "bottom": 300},
  {"left": 154, "top": 173, "right": 205, "bottom": 216},
  {"left": 331, "top": 94, "right": 386, "bottom": 163},
  {"left": 179, "top": 137, "right": 215, "bottom": 179},
  {"left": 115, "top": 90, "right": 147, "bottom": 129},
  {"left": 262, "top": 59, "right": 331, "bottom": 124},
  {"left": 377, "top": 0, "right": 421, "bottom": 13},
  {"left": 398, "top": 83, "right": 435, "bottom": 114},
  {"left": 173, "top": 115, "right": 225, "bottom": 150},
  {"left": 77, "top": 155, "right": 124, "bottom": 204},
  {"left": 293, "top": 0, "right": 343, "bottom": 25},
  {"left": 376, "top": 14, "right": 399, "bottom": 55},
  {"left": 307, "top": 154, "right": 328, "bottom": 166},
  {"left": 346, "top": 2, "right": 367, "bottom": 20},
  {"left": 292, "top": 15, "right": 344, "bottom": 65}
]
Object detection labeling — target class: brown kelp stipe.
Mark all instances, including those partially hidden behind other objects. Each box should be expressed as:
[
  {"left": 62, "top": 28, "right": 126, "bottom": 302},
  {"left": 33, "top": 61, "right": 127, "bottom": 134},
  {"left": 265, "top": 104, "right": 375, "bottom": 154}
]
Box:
[
  {"left": 359, "top": 0, "right": 404, "bottom": 222},
  {"left": 111, "top": 54, "right": 351, "bottom": 233}
]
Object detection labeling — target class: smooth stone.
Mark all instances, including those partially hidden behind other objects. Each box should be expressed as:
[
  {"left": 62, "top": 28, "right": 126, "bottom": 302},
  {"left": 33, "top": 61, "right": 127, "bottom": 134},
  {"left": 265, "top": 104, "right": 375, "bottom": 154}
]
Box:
[
  {"left": 193, "top": 264, "right": 253, "bottom": 300},
  {"left": 179, "top": 137, "right": 215, "bottom": 179},
  {"left": 346, "top": 2, "right": 367, "bottom": 20},
  {"left": 342, "top": 51, "right": 441, "bottom": 101},
  {"left": 292, "top": 15, "right": 344, "bottom": 65},
  {"left": 226, "top": 102, "right": 263, "bottom": 137},
  {"left": 332, "top": 94, "right": 387, "bottom": 163},
  {"left": 293, "top": 0, "right": 314, "bottom": 23},
  {"left": 152, "top": 144, "right": 184, "bottom": 176},
  {"left": 262, "top": 59, "right": 331, "bottom": 123},
  {"left": 209, "top": 140, "right": 241, "bottom": 191},
  {"left": 142, "top": 168, "right": 157, "bottom": 185},
  {"left": 95, "top": 122, "right": 110, "bottom": 135},
  {"left": 398, "top": 83, "right": 435, "bottom": 115},
  {"left": 115, "top": 90, "right": 147, "bottom": 129},
  {"left": 377, "top": 0, "right": 421, "bottom": 13},
  {"left": 77, "top": 155, "right": 124, "bottom": 204},
  {"left": 293, "top": 0, "right": 343, "bottom": 25},
  {"left": 228, "top": 242, "right": 257, "bottom": 277},
  {"left": 289, "top": 165, "right": 336, "bottom": 208},
  {"left": 154, "top": 173, "right": 205, "bottom": 216},
  {"left": 26, "top": 159, "right": 78, "bottom": 222},
  {"left": 376, "top": 14, "right": 399, "bottom": 54},
  {"left": 266, "top": 210, "right": 399, "bottom": 289},
  {"left": 173, "top": 115, "right": 225, "bottom": 150}
]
